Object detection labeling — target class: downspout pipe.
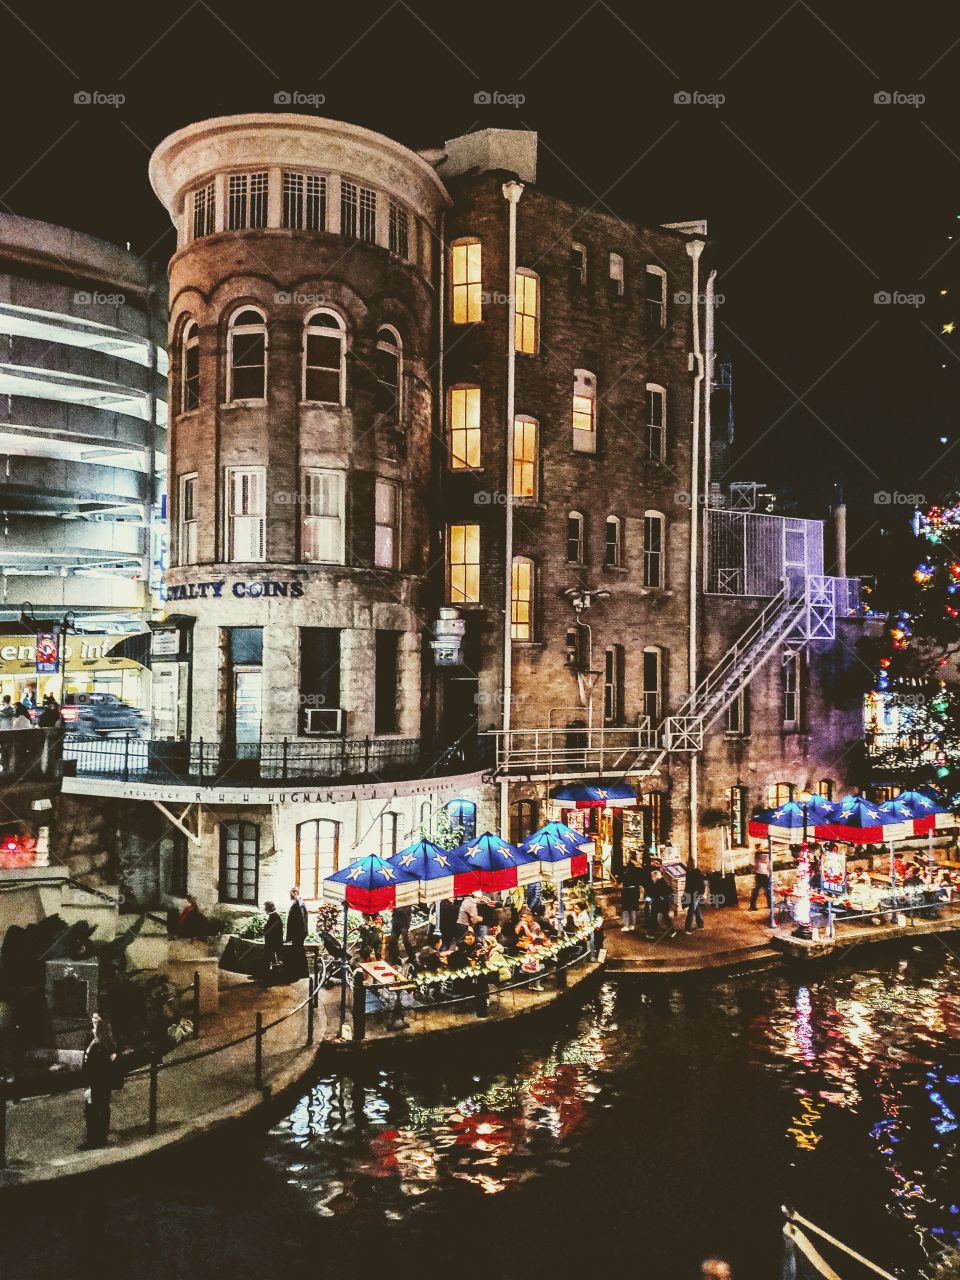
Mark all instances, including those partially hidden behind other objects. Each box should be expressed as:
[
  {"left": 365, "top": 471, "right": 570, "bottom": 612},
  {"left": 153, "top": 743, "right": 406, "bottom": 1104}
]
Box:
[
  {"left": 686, "top": 239, "right": 705, "bottom": 864},
  {"left": 703, "top": 268, "right": 718, "bottom": 544},
  {"left": 500, "top": 180, "right": 524, "bottom": 839}
]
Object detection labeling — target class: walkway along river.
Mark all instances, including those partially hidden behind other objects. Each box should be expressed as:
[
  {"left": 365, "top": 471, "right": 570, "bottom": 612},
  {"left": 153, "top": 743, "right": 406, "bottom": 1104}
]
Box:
[{"left": 1, "top": 939, "right": 957, "bottom": 1280}]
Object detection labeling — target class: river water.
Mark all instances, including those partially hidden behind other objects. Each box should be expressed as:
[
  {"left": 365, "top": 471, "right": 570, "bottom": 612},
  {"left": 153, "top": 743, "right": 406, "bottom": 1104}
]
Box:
[{"left": 3, "top": 942, "right": 958, "bottom": 1280}]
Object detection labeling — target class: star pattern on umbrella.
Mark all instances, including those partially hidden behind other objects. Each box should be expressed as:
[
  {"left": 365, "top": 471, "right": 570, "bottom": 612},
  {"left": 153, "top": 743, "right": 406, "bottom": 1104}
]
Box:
[
  {"left": 380, "top": 866, "right": 395, "bottom": 880},
  {"left": 399, "top": 854, "right": 416, "bottom": 867},
  {"left": 433, "top": 854, "right": 450, "bottom": 869},
  {"left": 527, "top": 840, "right": 545, "bottom": 854},
  {"left": 348, "top": 864, "right": 364, "bottom": 881}
]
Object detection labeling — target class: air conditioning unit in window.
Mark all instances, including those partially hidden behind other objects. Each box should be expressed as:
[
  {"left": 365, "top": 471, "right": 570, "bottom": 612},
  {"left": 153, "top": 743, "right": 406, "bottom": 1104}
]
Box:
[{"left": 304, "top": 708, "right": 343, "bottom": 736}]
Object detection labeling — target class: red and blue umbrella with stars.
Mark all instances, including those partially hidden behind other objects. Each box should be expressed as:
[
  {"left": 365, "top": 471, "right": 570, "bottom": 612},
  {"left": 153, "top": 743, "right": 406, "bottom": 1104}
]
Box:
[
  {"left": 520, "top": 821, "right": 591, "bottom": 882},
  {"left": 322, "top": 854, "right": 421, "bottom": 914},
  {"left": 388, "top": 838, "right": 479, "bottom": 903},
  {"left": 455, "top": 831, "right": 539, "bottom": 891}
]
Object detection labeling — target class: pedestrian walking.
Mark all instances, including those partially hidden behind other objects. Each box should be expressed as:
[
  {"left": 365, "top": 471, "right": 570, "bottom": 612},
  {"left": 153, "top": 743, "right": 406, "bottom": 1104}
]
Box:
[
  {"left": 388, "top": 903, "right": 417, "bottom": 966},
  {"left": 749, "top": 843, "right": 771, "bottom": 910},
  {"left": 79, "top": 1012, "right": 115, "bottom": 1150},
  {"left": 286, "top": 886, "right": 309, "bottom": 978},
  {"left": 618, "top": 853, "right": 643, "bottom": 932},
  {"left": 262, "top": 900, "right": 284, "bottom": 980},
  {"left": 650, "top": 869, "right": 676, "bottom": 935},
  {"left": 683, "top": 859, "right": 707, "bottom": 931}
]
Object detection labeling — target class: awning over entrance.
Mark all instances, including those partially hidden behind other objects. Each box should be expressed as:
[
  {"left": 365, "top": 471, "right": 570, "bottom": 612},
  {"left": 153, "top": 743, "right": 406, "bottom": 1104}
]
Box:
[{"left": 550, "top": 783, "right": 638, "bottom": 809}]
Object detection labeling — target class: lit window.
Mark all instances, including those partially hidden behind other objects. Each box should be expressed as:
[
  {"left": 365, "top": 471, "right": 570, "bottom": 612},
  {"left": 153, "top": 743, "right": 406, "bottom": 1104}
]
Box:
[
  {"left": 301, "top": 469, "right": 344, "bottom": 564},
  {"left": 642, "top": 647, "right": 662, "bottom": 723},
  {"left": 604, "top": 645, "right": 624, "bottom": 724},
  {"left": 359, "top": 187, "right": 377, "bottom": 242},
  {"left": 816, "top": 779, "right": 834, "bottom": 800},
  {"left": 730, "top": 785, "right": 749, "bottom": 848},
  {"left": 446, "top": 800, "right": 477, "bottom": 842},
  {"left": 389, "top": 202, "right": 409, "bottom": 257},
  {"left": 227, "top": 172, "right": 268, "bottom": 231},
  {"left": 572, "top": 368, "right": 597, "bottom": 453},
  {"left": 512, "top": 415, "right": 538, "bottom": 500},
  {"left": 227, "top": 307, "right": 267, "bottom": 402},
  {"left": 302, "top": 310, "right": 346, "bottom": 404},
  {"left": 451, "top": 240, "right": 482, "bottom": 323},
  {"left": 181, "top": 320, "right": 200, "bottom": 412},
  {"left": 515, "top": 269, "right": 539, "bottom": 354},
  {"left": 609, "top": 252, "right": 625, "bottom": 297},
  {"left": 767, "top": 782, "right": 794, "bottom": 807},
  {"left": 226, "top": 467, "right": 266, "bottom": 562},
  {"left": 643, "top": 511, "right": 665, "bottom": 588},
  {"left": 570, "top": 242, "right": 588, "bottom": 289},
  {"left": 646, "top": 383, "right": 666, "bottom": 461},
  {"left": 783, "top": 651, "right": 801, "bottom": 727},
  {"left": 447, "top": 523, "right": 480, "bottom": 604},
  {"left": 566, "top": 511, "right": 585, "bottom": 564},
  {"left": 449, "top": 385, "right": 481, "bottom": 469},
  {"left": 192, "top": 182, "right": 214, "bottom": 239},
  {"left": 511, "top": 556, "right": 534, "bottom": 640},
  {"left": 297, "top": 819, "right": 340, "bottom": 897},
  {"left": 604, "top": 515, "right": 622, "bottom": 567},
  {"left": 374, "top": 325, "right": 402, "bottom": 420},
  {"left": 283, "top": 172, "right": 326, "bottom": 230},
  {"left": 375, "top": 478, "right": 400, "bottom": 570},
  {"left": 645, "top": 265, "right": 667, "bottom": 328},
  {"left": 219, "top": 821, "right": 260, "bottom": 905},
  {"left": 179, "top": 473, "right": 198, "bottom": 566}
]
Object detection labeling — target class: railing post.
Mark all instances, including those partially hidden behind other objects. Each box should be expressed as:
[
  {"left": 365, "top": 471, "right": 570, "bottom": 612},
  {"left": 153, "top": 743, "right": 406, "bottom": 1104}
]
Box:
[
  {"left": 312, "top": 950, "right": 320, "bottom": 1008},
  {"left": 340, "top": 733, "right": 347, "bottom": 778},
  {"left": 307, "top": 978, "right": 315, "bottom": 1046},
  {"left": 199, "top": 737, "right": 205, "bottom": 785},
  {"left": 556, "top": 954, "right": 568, "bottom": 988},
  {"left": 192, "top": 970, "right": 201, "bottom": 1038},
  {"left": 254, "top": 1012, "right": 264, "bottom": 1088},
  {"left": 352, "top": 971, "right": 367, "bottom": 1041},
  {"left": 148, "top": 1057, "right": 159, "bottom": 1135},
  {"left": 475, "top": 974, "right": 490, "bottom": 1018},
  {"left": 123, "top": 734, "right": 130, "bottom": 782},
  {"left": 364, "top": 735, "right": 371, "bottom": 776},
  {"left": 282, "top": 736, "right": 289, "bottom": 782}
]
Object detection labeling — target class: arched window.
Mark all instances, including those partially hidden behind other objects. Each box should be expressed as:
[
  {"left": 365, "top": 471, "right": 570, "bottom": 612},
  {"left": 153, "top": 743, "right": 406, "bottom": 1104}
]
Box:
[
  {"left": 572, "top": 368, "right": 597, "bottom": 453},
  {"left": 374, "top": 324, "right": 402, "bottom": 419},
  {"left": 296, "top": 819, "right": 340, "bottom": 899},
  {"left": 567, "top": 511, "right": 585, "bottom": 564},
  {"left": 227, "top": 307, "right": 267, "bottom": 403},
  {"left": 512, "top": 415, "right": 539, "bottom": 500},
  {"left": 604, "top": 515, "right": 622, "bottom": 567},
  {"left": 646, "top": 383, "right": 666, "bottom": 461},
  {"left": 643, "top": 510, "right": 665, "bottom": 588},
  {"left": 604, "top": 644, "right": 625, "bottom": 724},
  {"left": 181, "top": 319, "right": 200, "bottom": 412},
  {"left": 303, "top": 309, "right": 346, "bottom": 404},
  {"left": 445, "top": 799, "right": 477, "bottom": 842},
  {"left": 511, "top": 555, "right": 535, "bottom": 641},
  {"left": 515, "top": 269, "right": 540, "bottom": 354}
]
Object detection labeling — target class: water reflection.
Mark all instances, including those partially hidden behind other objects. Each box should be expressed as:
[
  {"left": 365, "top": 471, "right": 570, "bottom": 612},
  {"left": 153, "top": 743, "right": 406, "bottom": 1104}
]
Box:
[{"left": 263, "top": 949, "right": 959, "bottom": 1276}]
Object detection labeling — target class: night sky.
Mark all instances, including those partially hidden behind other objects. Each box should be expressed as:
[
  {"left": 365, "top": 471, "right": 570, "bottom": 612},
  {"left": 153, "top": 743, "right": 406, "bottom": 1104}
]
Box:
[{"left": 3, "top": 0, "right": 960, "bottom": 580}]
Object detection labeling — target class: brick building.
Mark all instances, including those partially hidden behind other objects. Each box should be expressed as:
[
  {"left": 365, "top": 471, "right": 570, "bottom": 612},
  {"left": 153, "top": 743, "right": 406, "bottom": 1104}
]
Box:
[{"left": 55, "top": 115, "right": 868, "bottom": 934}]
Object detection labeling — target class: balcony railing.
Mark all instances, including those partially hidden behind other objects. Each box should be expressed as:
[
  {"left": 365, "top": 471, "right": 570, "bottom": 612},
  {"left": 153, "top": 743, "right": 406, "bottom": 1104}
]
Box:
[
  {"left": 65, "top": 735, "right": 492, "bottom": 787},
  {"left": 490, "top": 722, "right": 660, "bottom": 779}
]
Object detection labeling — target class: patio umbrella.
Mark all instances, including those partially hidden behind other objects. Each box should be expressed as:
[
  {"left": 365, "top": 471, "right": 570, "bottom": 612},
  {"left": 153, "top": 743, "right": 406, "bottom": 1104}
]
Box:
[
  {"left": 747, "top": 797, "right": 836, "bottom": 843},
  {"left": 456, "top": 831, "right": 539, "bottom": 891},
  {"left": 520, "top": 821, "right": 591, "bottom": 882},
  {"left": 879, "top": 790, "right": 944, "bottom": 837},
  {"left": 388, "top": 838, "right": 479, "bottom": 903},
  {"left": 550, "top": 782, "right": 638, "bottom": 808},
  {"left": 322, "top": 854, "right": 421, "bottom": 914},
  {"left": 815, "top": 795, "right": 911, "bottom": 844}
]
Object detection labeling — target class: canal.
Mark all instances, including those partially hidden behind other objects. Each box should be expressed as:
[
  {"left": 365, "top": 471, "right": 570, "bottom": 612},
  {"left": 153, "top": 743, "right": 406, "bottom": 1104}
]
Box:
[{"left": 2, "top": 942, "right": 958, "bottom": 1279}]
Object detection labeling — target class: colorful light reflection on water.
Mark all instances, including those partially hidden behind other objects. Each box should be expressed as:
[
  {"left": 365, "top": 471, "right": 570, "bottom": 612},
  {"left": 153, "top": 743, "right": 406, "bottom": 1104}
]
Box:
[{"left": 265, "top": 950, "right": 959, "bottom": 1276}]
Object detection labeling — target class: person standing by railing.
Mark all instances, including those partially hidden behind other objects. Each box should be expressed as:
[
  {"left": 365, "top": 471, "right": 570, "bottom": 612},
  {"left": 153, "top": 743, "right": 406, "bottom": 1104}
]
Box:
[
  {"left": 286, "top": 887, "right": 309, "bottom": 978},
  {"left": 79, "top": 1012, "right": 116, "bottom": 1150}
]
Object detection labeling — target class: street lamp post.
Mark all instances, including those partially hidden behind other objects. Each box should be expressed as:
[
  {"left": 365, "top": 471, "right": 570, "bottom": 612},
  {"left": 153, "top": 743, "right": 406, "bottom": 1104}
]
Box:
[{"left": 19, "top": 604, "right": 76, "bottom": 704}]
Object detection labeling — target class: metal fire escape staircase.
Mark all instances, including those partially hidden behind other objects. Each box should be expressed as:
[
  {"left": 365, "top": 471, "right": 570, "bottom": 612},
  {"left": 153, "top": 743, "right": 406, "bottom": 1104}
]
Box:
[{"left": 490, "top": 575, "right": 842, "bottom": 781}]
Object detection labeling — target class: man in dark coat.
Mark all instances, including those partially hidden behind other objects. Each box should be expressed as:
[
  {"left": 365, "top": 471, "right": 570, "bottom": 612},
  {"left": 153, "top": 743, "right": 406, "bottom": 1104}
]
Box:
[
  {"left": 262, "top": 900, "right": 284, "bottom": 980},
  {"left": 388, "top": 904, "right": 416, "bottom": 966},
  {"left": 79, "top": 1012, "right": 115, "bottom": 1149},
  {"left": 286, "top": 887, "right": 309, "bottom": 978},
  {"left": 683, "top": 860, "right": 707, "bottom": 932}
]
